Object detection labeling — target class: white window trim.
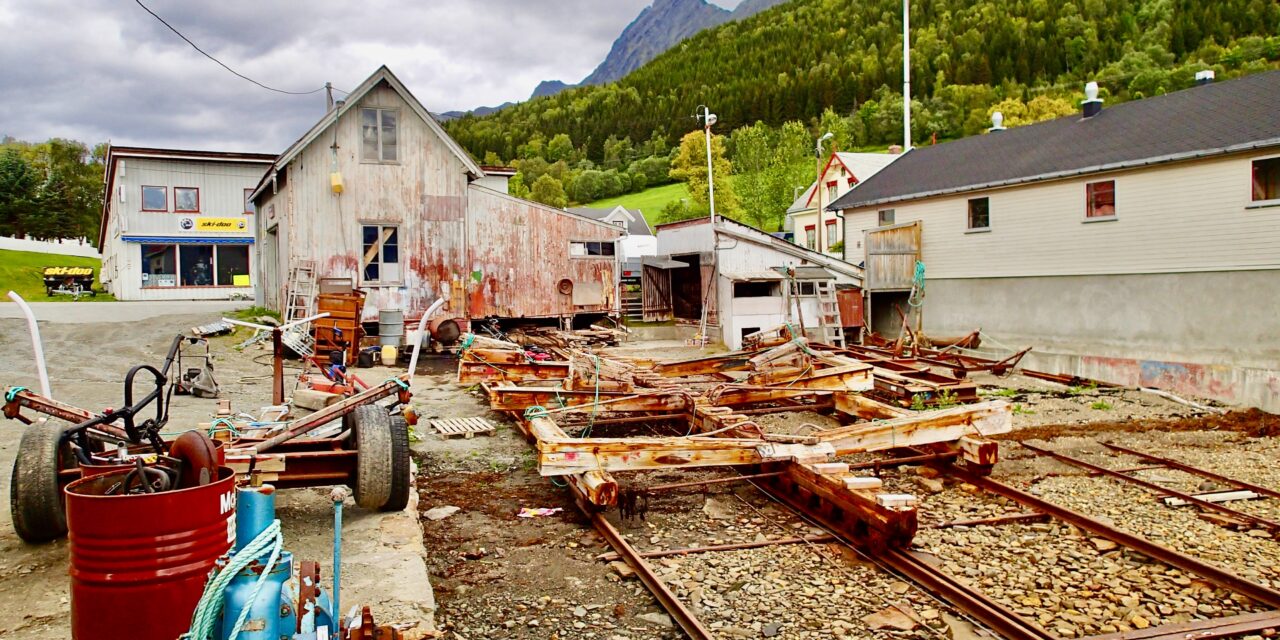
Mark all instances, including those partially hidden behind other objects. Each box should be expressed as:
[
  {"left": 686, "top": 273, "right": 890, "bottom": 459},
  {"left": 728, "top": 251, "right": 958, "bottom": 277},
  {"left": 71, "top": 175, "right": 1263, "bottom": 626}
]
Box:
[
  {"left": 360, "top": 223, "right": 403, "bottom": 285},
  {"left": 360, "top": 107, "right": 401, "bottom": 165}
]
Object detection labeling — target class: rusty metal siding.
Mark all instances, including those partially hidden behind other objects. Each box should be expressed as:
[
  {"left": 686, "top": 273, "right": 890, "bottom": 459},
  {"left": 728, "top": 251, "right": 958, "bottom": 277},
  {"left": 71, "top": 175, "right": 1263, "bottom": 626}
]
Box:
[
  {"left": 465, "top": 186, "right": 620, "bottom": 318},
  {"left": 864, "top": 221, "right": 921, "bottom": 291}
]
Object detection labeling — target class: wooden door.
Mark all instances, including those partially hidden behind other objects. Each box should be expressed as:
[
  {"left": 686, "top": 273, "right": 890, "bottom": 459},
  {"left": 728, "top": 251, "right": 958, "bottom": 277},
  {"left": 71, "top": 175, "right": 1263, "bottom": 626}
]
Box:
[
  {"left": 863, "top": 221, "right": 921, "bottom": 291},
  {"left": 641, "top": 264, "right": 673, "bottom": 321}
]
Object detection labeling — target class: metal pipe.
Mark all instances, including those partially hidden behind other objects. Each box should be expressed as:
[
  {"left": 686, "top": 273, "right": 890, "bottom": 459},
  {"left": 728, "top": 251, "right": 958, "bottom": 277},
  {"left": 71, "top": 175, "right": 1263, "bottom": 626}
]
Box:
[
  {"left": 331, "top": 486, "right": 347, "bottom": 630},
  {"left": 407, "top": 297, "right": 445, "bottom": 388},
  {"left": 8, "top": 291, "right": 51, "bottom": 397}
]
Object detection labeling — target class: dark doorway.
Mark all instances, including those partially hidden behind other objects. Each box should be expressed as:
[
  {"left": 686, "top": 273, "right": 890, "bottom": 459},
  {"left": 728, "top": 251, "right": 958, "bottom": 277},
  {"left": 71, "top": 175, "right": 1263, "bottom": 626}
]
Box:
[{"left": 671, "top": 254, "right": 703, "bottom": 321}]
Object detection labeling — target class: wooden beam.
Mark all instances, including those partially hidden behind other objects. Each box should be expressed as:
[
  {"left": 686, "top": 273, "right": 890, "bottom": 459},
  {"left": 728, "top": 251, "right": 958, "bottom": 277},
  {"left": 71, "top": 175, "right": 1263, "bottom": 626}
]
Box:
[
  {"left": 817, "top": 401, "right": 1011, "bottom": 456},
  {"left": 834, "top": 392, "right": 911, "bottom": 420}
]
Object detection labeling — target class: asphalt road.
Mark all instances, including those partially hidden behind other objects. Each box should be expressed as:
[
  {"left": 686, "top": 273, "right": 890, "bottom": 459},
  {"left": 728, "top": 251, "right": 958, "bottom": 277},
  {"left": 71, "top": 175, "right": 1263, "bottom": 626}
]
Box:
[{"left": 0, "top": 300, "right": 249, "bottom": 323}]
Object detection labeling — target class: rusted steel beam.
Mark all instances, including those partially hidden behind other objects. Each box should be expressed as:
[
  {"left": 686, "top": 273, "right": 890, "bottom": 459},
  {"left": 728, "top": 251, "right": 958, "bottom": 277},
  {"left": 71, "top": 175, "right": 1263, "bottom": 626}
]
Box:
[
  {"left": 846, "top": 451, "right": 959, "bottom": 471},
  {"left": 1101, "top": 442, "right": 1280, "bottom": 501},
  {"left": 252, "top": 375, "right": 409, "bottom": 453},
  {"left": 1020, "top": 442, "right": 1280, "bottom": 532},
  {"left": 880, "top": 548, "right": 1057, "bottom": 640},
  {"left": 753, "top": 462, "right": 918, "bottom": 551},
  {"left": 569, "top": 485, "right": 715, "bottom": 640},
  {"left": 945, "top": 464, "right": 1280, "bottom": 609},
  {"left": 457, "top": 360, "right": 569, "bottom": 383},
  {"left": 487, "top": 386, "right": 689, "bottom": 413},
  {"left": 1021, "top": 370, "right": 1120, "bottom": 388},
  {"left": 596, "top": 534, "right": 836, "bottom": 562},
  {"left": 818, "top": 401, "right": 1012, "bottom": 456},
  {"left": 1077, "top": 610, "right": 1280, "bottom": 640},
  {"left": 3, "top": 388, "right": 130, "bottom": 440},
  {"left": 642, "top": 470, "right": 786, "bottom": 493},
  {"left": 932, "top": 512, "right": 1049, "bottom": 529}
]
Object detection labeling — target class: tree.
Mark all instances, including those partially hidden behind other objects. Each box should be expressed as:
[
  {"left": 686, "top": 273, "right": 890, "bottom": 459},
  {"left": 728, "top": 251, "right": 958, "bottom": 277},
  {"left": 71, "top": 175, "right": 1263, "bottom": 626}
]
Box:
[
  {"left": 483, "top": 151, "right": 503, "bottom": 166},
  {"left": 529, "top": 174, "right": 567, "bottom": 208},
  {"left": 570, "top": 170, "right": 606, "bottom": 203},
  {"left": 0, "top": 148, "right": 37, "bottom": 238},
  {"left": 546, "top": 133, "right": 575, "bottom": 163},
  {"left": 669, "top": 130, "right": 738, "bottom": 216}
]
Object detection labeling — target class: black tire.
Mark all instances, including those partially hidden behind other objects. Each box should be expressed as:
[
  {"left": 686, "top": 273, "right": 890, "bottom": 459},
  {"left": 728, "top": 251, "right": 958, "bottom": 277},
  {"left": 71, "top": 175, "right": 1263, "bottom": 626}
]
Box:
[
  {"left": 10, "top": 422, "right": 69, "bottom": 543},
  {"left": 381, "top": 415, "right": 412, "bottom": 512},
  {"left": 347, "top": 405, "right": 392, "bottom": 510}
]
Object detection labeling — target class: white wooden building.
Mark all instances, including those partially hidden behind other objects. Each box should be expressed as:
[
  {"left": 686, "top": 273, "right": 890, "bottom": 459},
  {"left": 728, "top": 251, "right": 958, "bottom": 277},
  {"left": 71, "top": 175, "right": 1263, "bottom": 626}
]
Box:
[
  {"left": 98, "top": 146, "right": 275, "bottom": 300},
  {"left": 647, "top": 216, "right": 862, "bottom": 349}
]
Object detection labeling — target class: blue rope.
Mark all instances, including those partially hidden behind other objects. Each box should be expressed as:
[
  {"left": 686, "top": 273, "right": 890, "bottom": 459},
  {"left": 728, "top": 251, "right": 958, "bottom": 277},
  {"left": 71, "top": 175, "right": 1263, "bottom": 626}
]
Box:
[
  {"left": 5, "top": 386, "right": 28, "bottom": 403},
  {"left": 385, "top": 377, "right": 410, "bottom": 390}
]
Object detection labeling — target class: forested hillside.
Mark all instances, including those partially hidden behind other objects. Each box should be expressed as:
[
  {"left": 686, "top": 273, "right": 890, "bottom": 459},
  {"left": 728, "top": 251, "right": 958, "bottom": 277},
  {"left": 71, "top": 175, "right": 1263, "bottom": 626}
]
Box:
[{"left": 445, "top": 0, "right": 1280, "bottom": 164}]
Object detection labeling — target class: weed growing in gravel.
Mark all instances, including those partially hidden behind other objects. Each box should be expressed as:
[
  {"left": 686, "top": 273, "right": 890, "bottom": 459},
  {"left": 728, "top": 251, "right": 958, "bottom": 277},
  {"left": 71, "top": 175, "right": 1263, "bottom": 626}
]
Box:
[
  {"left": 1012, "top": 403, "right": 1036, "bottom": 415},
  {"left": 989, "top": 388, "right": 1019, "bottom": 397},
  {"left": 1091, "top": 400, "right": 1113, "bottom": 410}
]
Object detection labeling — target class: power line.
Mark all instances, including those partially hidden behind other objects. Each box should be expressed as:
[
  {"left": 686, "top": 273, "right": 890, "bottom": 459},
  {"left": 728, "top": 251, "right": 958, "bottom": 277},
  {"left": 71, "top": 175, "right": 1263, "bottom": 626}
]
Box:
[{"left": 133, "top": 0, "right": 327, "bottom": 96}]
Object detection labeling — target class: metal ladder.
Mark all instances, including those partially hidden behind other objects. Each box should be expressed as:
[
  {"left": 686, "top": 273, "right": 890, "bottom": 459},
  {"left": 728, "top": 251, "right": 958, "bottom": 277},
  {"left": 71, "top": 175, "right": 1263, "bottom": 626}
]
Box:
[
  {"left": 814, "top": 280, "right": 845, "bottom": 347},
  {"left": 281, "top": 260, "right": 317, "bottom": 357}
]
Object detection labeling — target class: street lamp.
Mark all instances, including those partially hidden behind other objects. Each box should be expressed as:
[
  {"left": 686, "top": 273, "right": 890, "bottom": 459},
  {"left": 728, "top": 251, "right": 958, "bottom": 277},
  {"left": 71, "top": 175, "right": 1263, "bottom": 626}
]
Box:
[
  {"left": 696, "top": 105, "right": 718, "bottom": 222},
  {"left": 815, "top": 132, "right": 834, "bottom": 250}
]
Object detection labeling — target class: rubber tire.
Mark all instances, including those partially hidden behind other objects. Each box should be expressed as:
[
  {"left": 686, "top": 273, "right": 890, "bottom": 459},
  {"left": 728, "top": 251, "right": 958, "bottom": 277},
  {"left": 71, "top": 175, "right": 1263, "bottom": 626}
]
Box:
[
  {"left": 347, "top": 405, "right": 392, "bottom": 510},
  {"left": 381, "top": 415, "right": 412, "bottom": 512},
  {"left": 10, "top": 422, "right": 69, "bottom": 543}
]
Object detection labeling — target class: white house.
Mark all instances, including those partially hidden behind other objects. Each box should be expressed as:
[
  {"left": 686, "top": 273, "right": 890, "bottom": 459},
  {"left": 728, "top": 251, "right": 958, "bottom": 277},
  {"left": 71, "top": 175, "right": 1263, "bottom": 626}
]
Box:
[
  {"left": 98, "top": 146, "right": 275, "bottom": 300},
  {"left": 829, "top": 71, "right": 1280, "bottom": 411},
  {"left": 785, "top": 152, "right": 898, "bottom": 256},
  {"left": 647, "top": 216, "right": 862, "bottom": 349}
]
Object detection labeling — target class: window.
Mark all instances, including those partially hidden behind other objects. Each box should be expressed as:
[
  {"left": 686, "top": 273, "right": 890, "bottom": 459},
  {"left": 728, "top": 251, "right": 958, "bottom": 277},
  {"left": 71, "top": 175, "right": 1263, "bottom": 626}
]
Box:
[
  {"left": 141, "top": 186, "right": 167, "bottom": 212},
  {"left": 825, "top": 220, "right": 838, "bottom": 247},
  {"left": 362, "top": 224, "right": 401, "bottom": 282},
  {"left": 804, "top": 225, "right": 816, "bottom": 249},
  {"left": 139, "top": 244, "right": 250, "bottom": 287},
  {"left": 361, "top": 108, "right": 398, "bottom": 162},
  {"left": 878, "top": 209, "right": 895, "bottom": 226},
  {"left": 1253, "top": 158, "right": 1280, "bottom": 202},
  {"left": 968, "top": 197, "right": 990, "bottom": 229},
  {"left": 826, "top": 181, "right": 838, "bottom": 201},
  {"left": 1086, "top": 180, "right": 1116, "bottom": 218},
  {"left": 569, "top": 241, "right": 616, "bottom": 257},
  {"left": 174, "top": 187, "right": 199, "bottom": 213},
  {"left": 141, "top": 244, "right": 177, "bottom": 286},
  {"left": 244, "top": 189, "right": 256, "bottom": 215},
  {"left": 797, "top": 282, "right": 816, "bottom": 296},
  {"left": 733, "top": 281, "right": 779, "bottom": 298}
]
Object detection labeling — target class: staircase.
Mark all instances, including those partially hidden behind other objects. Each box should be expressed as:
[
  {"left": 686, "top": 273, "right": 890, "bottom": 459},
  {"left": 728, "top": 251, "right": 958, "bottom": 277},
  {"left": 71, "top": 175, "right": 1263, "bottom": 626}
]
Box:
[{"left": 281, "top": 260, "right": 317, "bottom": 357}]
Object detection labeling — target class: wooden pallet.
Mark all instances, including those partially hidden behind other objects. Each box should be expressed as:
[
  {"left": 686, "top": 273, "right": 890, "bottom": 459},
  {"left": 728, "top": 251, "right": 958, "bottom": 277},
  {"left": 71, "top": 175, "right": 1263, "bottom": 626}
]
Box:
[{"left": 430, "top": 417, "right": 497, "bottom": 439}]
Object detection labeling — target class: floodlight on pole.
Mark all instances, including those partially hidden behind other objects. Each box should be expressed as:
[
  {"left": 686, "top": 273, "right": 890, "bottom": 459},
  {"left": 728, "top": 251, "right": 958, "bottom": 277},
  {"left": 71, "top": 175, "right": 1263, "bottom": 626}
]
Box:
[{"left": 696, "top": 105, "right": 717, "bottom": 223}]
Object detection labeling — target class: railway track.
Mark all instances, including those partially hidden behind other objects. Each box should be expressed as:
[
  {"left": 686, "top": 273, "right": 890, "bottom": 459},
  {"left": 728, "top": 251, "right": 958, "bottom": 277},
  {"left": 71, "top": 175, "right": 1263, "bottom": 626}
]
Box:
[{"left": 570, "top": 443, "right": 1280, "bottom": 640}]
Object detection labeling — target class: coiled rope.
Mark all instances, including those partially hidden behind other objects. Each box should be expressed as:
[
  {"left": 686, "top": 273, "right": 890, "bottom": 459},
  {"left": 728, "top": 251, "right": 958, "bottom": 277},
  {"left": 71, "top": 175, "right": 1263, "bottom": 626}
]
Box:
[
  {"left": 182, "top": 519, "right": 284, "bottom": 640},
  {"left": 908, "top": 260, "right": 926, "bottom": 308}
]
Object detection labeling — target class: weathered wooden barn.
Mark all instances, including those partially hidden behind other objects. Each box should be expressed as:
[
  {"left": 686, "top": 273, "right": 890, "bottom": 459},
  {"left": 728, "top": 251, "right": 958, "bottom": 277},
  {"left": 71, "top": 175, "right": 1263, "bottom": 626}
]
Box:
[{"left": 250, "top": 67, "right": 622, "bottom": 335}]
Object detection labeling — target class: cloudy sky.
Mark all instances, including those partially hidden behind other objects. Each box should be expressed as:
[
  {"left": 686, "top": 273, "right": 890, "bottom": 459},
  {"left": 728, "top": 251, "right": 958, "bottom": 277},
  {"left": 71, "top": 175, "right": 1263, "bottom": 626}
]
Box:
[{"left": 0, "top": 0, "right": 744, "bottom": 152}]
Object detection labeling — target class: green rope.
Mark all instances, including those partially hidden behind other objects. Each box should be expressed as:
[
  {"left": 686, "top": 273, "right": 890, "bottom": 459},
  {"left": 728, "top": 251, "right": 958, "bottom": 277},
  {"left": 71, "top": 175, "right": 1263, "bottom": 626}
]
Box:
[
  {"left": 5, "top": 386, "right": 28, "bottom": 403},
  {"left": 524, "top": 405, "right": 550, "bottom": 421},
  {"left": 908, "top": 260, "right": 926, "bottom": 308},
  {"left": 208, "top": 418, "right": 241, "bottom": 438},
  {"left": 182, "top": 520, "right": 284, "bottom": 640},
  {"left": 459, "top": 333, "right": 476, "bottom": 351},
  {"left": 385, "top": 377, "right": 410, "bottom": 391}
]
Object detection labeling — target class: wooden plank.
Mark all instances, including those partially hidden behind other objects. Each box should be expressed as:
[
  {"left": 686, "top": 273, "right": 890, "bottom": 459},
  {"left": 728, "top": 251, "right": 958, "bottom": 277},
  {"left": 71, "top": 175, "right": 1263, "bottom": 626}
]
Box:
[{"left": 817, "top": 401, "right": 1012, "bottom": 456}]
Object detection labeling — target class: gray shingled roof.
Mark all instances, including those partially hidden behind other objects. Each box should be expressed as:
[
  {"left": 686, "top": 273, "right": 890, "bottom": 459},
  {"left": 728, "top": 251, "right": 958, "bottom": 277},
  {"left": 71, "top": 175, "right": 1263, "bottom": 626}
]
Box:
[
  {"left": 567, "top": 206, "right": 652, "bottom": 236},
  {"left": 829, "top": 71, "right": 1280, "bottom": 211}
]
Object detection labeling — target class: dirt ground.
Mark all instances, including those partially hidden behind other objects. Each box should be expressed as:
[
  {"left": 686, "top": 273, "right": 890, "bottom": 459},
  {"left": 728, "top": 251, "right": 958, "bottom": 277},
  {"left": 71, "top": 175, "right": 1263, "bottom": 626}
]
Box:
[{"left": 0, "top": 309, "right": 435, "bottom": 639}]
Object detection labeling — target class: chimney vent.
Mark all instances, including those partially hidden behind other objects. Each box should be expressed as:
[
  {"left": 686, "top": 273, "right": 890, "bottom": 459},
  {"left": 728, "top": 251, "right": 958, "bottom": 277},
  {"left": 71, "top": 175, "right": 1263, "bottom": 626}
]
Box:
[
  {"left": 1082, "top": 81, "right": 1103, "bottom": 118},
  {"left": 1195, "top": 70, "right": 1216, "bottom": 86},
  {"left": 989, "top": 111, "right": 1006, "bottom": 132}
]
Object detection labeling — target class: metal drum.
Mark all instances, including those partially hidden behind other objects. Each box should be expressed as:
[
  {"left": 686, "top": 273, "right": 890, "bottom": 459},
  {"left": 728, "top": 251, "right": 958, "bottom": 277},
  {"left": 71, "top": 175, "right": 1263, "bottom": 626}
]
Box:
[
  {"left": 378, "top": 308, "right": 405, "bottom": 346},
  {"left": 66, "top": 466, "right": 236, "bottom": 640}
]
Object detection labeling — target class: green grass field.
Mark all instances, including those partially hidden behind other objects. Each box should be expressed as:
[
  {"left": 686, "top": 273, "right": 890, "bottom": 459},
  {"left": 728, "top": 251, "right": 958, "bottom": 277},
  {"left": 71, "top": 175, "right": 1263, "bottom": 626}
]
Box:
[
  {"left": 585, "top": 182, "right": 688, "bottom": 222},
  {"left": 0, "top": 248, "right": 113, "bottom": 301}
]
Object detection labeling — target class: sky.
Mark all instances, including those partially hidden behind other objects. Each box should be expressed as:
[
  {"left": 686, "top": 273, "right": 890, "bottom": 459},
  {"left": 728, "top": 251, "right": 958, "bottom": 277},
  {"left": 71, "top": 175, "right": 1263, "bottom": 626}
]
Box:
[{"left": 0, "top": 0, "right": 745, "bottom": 152}]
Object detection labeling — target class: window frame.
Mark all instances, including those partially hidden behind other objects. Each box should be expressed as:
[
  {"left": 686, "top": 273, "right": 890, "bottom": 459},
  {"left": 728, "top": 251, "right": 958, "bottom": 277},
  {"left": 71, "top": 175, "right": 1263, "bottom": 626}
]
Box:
[
  {"left": 360, "top": 223, "right": 402, "bottom": 285},
  {"left": 569, "top": 240, "right": 616, "bottom": 258},
  {"left": 173, "top": 186, "right": 200, "bottom": 213},
  {"left": 141, "top": 185, "right": 168, "bottom": 212},
  {"left": 1251, "top": 157, "right": 1280, "bottom": 205},
  {"left": 139, "top": 242, "right": 251, "bottom": 289},
  {"left": 360, "top": 107, "right": 400, "bottom": 164},
  {"left": 1085, "top": 180, "right": 1117, "bottom": 220},
  {"left": 967, "top": 197, "right": 991, "bottom": 231},
  {"left": 877, "top": 209, "right": 895, "bottom": 226},
  {"left": 244, "top": 188, "right": 256, "bottom": 215},
  {"left": 824, "top": 219, "right": 838, "bottom": 249},
  {"left": 825, "top": 180, "right": 838, "bottom": 202},
  {"left": 732, "top": 280, "right": 780, "bottom": 298},
  {"left": 804, "top": 224, "right": 817, "bottom": 249}
]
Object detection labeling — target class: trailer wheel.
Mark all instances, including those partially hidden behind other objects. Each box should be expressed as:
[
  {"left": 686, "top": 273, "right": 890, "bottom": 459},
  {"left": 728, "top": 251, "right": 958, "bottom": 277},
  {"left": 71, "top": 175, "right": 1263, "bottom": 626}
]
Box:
[
  {"left": 347, "top": 406, "right": 392, "bottom": 510},
  {"left": 10, "top": 422, "right": 69, "bottom": 543},
  {"left": 381, "top": 415, "right": 412, "bottom": 512}
]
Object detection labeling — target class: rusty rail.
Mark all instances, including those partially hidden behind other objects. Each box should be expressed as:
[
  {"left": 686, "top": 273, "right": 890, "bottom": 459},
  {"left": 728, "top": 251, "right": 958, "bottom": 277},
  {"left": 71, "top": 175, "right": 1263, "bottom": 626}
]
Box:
[
  {"left": 3, "top": 388, "right": 131, "bottom": 440},
  {"left": 596, "top": 534, "right": 836, "bottom": 562},
  {"left": 252, "top": 374, "right": 410, "bottom": 452},
  {"left": 1078, "top": 610, "right": 1280, "bottom": 640},
  {"left": 568, "top": 483, "right": 715, "bottom": 640},
  {"left": 1100, "top": 442, "right": 1280, "bottom": 501},
  {"left": 1020, "top": 442, "right": 1280, "bottom": 532}
]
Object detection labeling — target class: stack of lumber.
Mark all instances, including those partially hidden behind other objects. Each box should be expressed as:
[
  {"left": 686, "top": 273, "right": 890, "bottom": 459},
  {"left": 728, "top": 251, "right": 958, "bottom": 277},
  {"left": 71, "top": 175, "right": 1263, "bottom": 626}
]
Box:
[{"left": 506, "top": 326, "right": 627, "bottom": 349}]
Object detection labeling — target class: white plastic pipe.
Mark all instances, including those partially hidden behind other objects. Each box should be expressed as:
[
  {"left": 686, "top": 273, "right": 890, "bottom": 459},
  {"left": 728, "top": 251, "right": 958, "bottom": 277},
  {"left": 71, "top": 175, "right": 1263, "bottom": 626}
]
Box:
[
  {"left": 7, "top": 291, "right": 51, "bottom": 397},
  {"left": 407, "top": 298, "right": 446, "bottom": 388}
]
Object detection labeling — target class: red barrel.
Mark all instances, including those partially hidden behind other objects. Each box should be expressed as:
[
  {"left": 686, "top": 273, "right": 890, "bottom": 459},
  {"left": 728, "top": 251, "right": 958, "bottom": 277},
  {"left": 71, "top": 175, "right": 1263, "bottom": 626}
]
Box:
[{"left": 66, "top": 466, "right": 236, "bottom": 640}]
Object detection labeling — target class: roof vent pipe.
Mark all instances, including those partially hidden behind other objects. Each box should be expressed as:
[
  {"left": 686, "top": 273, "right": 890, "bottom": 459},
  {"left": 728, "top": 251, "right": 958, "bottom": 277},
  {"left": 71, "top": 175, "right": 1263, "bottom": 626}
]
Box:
[
  {"left": 989, "top": 111, "right": 1006, "bottom": 132},
  {"left": 1195, "top": 70, "right": 1216, "bottom": 86},
  {"left": 1082, "top": 81, "right": 1103, "bottom": 118}
]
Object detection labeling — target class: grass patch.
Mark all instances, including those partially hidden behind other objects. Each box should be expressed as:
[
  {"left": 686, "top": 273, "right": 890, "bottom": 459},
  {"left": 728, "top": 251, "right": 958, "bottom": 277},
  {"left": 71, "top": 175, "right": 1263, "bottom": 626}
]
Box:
[
  {"left": 1012, "top": 403, "right": 1036, "bottom": 415},
  {"left": 988, "top": 388, "right": 1019, "bottom": 397},
  {"left": 231, "top": 306, "right": 281, "bottom": 322},
  {"left": 585, "top": 182, "right": 687, "bottom": 221},
  {"left": 1091, "top": 400, "right": 1113, "bottom": 411},
  {"left": 0, "top": 248, "right": 115, "bottom": 302}
]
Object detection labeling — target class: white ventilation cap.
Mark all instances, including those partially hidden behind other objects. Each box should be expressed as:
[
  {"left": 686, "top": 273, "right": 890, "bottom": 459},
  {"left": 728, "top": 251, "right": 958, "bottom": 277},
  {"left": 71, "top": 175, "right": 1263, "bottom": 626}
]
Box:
[{"left": 1084, "top": 81, "right": 1100, "bottom": 101}]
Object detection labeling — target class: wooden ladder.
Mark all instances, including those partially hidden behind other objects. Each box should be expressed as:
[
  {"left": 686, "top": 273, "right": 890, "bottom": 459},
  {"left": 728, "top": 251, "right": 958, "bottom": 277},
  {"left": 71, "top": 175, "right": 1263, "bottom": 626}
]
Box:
[
  {"left": 282, "top": 260, "right": 317, "bottom": 357},
  {"left": 815, "top": 280, "right": 845, "bottom": 347}
]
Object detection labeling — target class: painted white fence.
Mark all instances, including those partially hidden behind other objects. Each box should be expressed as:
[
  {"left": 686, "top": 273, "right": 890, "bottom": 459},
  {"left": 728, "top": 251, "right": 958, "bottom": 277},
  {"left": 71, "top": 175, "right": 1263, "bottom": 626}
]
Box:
[{"left": 0, "top": 236, "right": 100, "bottom": 258}]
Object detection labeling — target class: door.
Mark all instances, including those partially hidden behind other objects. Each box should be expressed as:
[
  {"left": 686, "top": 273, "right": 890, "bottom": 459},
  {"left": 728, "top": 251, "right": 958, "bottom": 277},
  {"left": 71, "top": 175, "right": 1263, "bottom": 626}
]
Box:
[
  {"left": 641, "top": 263, "right": 673, "bottom": 321},
  {"left": 863, "top": 221, "right": 921, "bottom": 291}
]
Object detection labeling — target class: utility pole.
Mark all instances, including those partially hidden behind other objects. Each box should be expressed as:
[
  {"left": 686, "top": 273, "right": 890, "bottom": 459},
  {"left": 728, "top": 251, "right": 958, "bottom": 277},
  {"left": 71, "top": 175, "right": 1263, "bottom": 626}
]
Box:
[
  {"left": 326, "top": 82, "right": 334, "bottom": 111},
  {"left": 902, "top": 0, "right": 912, "bottom": 151},
  {"left": 698, "top": 105, "right": 718, "bottom": 222},
  {"left": 815, "top": 132, "right": 833, "bottom": 251}
]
